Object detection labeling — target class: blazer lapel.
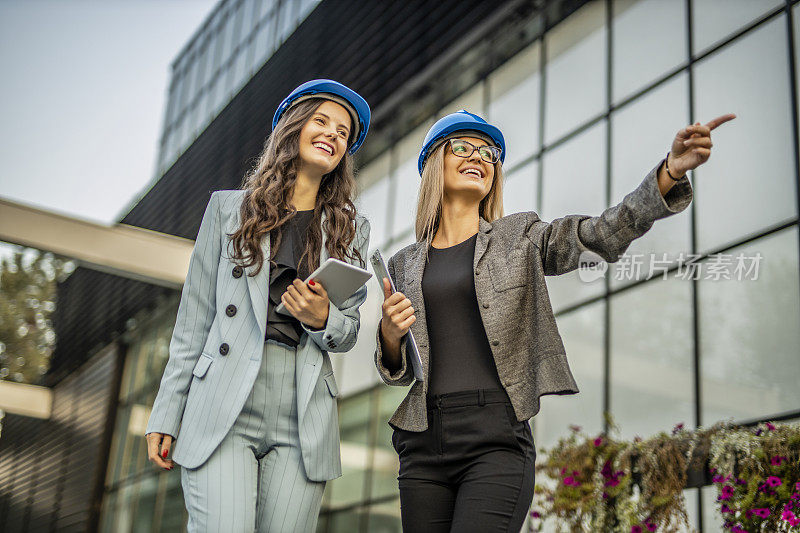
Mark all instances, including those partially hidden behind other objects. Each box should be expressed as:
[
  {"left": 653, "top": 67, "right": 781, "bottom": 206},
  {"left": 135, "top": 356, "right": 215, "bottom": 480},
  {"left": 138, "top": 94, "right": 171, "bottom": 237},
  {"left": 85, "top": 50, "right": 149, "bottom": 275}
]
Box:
[
  {"left": 296, "top": 210, "right": 327, "bottom": 420},
  {"left": 404, "top": 217, "right": 493, "bottom": 383}
]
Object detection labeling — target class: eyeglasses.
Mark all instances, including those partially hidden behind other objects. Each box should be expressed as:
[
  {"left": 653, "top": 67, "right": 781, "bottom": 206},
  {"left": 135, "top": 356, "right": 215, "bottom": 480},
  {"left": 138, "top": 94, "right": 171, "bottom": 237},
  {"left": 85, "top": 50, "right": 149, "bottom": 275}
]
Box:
[{"left": 448, "top": 139, "right": 502, "bottom": 164}]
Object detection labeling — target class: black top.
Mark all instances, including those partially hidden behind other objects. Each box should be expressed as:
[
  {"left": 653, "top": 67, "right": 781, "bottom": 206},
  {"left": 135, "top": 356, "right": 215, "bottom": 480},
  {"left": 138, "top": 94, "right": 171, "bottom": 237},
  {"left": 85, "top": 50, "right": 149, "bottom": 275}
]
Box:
[
  {"left": 266, "top": 209, "right": 316, "bottom": 347},
  {"left": 421, "top": 233, "right": 505, "bottom": 397}
]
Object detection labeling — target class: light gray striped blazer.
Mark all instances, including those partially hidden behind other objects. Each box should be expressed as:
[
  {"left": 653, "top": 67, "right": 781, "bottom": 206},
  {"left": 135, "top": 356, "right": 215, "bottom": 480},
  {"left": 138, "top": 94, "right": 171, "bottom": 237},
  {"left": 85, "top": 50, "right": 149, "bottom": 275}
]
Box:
[
  {"left": 374, "top": 160, "right": 693, "bottom": 432},
  {"left": 145, "top": 189, "right": 370, "bottom": 481}
]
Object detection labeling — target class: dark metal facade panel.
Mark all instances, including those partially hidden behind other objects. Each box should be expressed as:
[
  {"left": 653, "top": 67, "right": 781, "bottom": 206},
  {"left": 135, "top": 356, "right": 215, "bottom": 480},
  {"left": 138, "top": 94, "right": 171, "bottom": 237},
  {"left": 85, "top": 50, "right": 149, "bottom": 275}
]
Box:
[
  {"left": 48, "top": 267, "right": 168, "bottom": 387},
  {"left": 0, "top": 344, "right": 121, "bottom": 532}
]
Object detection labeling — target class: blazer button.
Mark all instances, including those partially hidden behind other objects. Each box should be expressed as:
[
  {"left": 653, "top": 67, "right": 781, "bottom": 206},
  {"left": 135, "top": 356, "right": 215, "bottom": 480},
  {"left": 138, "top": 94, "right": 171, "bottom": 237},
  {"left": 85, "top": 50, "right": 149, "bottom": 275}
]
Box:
[
  {"left": 232, "top": 266, "right": 243, "bottom": 278},
  {"left": 219, "top": 343, "right": 229, "bottom": 356},
  {"left": 491, "top": 340, "right": 499, "bottom": 346},
  {"left": 226, "top": 304, "right": 237, "bottom": 317}
]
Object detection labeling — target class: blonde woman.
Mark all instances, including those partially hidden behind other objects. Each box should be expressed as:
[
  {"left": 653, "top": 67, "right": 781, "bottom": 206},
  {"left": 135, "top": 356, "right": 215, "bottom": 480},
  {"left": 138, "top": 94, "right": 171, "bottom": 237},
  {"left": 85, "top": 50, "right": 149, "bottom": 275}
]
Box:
[
  {"left": 144, "top": 79, "right": 371, "bottom": 532},
  {"left": 375, "top": 109, "right": 734, "bottom": 531}
]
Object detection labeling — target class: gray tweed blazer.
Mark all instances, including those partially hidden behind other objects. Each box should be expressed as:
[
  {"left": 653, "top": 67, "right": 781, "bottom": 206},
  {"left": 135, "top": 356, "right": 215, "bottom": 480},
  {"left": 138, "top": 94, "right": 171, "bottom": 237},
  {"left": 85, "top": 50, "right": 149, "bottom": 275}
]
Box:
[{"left": 374, "top": 159, "right": 693, "bottom": 432}]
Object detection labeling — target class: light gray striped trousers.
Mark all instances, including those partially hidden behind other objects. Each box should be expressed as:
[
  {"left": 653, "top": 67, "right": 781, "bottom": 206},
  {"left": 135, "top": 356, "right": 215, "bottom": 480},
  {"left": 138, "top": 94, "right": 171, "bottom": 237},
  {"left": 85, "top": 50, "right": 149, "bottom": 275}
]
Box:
[{"left": 180, "top": 339, "right": 326, "bottom": 532}]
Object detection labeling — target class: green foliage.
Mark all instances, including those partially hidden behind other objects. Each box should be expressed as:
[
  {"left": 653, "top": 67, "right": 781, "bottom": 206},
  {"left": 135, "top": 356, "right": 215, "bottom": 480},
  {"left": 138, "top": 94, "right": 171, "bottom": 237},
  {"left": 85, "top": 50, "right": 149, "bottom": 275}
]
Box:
[
  {"left": 0, "top": 247, "right": 74, "bottom": 385},
  {"left": 529, "top": 415, "right": 800, "bottom": 533}
]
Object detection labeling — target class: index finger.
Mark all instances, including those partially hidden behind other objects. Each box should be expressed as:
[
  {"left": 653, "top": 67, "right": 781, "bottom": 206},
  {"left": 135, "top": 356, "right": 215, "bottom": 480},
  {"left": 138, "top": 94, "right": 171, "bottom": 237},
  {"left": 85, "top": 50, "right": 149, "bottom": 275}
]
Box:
[
  {"left": 705, "top": 113, "right": 736, "bottom": 131},
  {"left": 308, "top": 278, "right": 326, "bottom": 294}
]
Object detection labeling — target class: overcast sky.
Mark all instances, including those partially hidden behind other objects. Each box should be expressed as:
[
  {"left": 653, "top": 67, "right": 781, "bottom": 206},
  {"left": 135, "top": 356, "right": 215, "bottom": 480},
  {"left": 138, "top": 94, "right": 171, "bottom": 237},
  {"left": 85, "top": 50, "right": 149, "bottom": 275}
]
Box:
[{"left": 0, "top": 0, "right": 219, "bottom": 230}]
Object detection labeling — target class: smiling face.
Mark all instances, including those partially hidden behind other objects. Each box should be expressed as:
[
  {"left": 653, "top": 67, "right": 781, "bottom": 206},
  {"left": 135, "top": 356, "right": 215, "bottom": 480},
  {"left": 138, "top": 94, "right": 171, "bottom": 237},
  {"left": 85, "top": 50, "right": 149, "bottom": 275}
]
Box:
[
  {"left": 297, "top": 100, "right": 352, "bottom": 176},
  {"left": 441, "top": 135, "right": 496, "bottom": 203}
]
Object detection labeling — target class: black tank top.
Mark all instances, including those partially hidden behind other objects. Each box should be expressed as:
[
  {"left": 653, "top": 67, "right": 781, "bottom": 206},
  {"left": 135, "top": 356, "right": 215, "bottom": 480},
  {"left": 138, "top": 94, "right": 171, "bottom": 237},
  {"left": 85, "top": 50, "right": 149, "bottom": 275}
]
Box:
[
  {"left": 266, "top": 209, "right": 315, "bottom": 347},
  {"left": 421, "top": 233, "right": 505, "bottom": 397}
]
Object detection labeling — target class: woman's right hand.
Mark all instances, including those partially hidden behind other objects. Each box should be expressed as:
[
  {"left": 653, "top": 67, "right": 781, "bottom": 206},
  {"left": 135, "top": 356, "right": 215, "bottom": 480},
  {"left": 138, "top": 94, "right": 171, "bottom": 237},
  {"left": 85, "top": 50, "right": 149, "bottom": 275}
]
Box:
[
  {"left": 146, "top": 432, "right": 175, "bottom": 471},
  {"left": 380, "top": 277, "right": 416, "bottom": 344}
]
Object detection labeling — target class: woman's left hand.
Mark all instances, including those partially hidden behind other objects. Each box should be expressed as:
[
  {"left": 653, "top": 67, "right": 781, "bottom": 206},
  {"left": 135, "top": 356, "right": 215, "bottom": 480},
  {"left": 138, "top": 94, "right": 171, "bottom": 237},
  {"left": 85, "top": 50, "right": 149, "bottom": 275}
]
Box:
[
  {"left": 282, "top": 278, "right": 330, "bottom": 330},
  {"left": 668, "top": 113, "right": 736, "bottom": 177}
]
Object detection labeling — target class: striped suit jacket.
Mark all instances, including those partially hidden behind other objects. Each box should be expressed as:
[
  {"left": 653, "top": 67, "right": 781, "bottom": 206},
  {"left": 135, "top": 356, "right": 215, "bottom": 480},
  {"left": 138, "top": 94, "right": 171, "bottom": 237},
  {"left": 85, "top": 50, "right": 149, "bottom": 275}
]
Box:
[
  {"left": 374, "top": 160, "right": 693, "bottom": 432},
  {"left": 145, "top": 189, "right": 371, "bottom": 481}
]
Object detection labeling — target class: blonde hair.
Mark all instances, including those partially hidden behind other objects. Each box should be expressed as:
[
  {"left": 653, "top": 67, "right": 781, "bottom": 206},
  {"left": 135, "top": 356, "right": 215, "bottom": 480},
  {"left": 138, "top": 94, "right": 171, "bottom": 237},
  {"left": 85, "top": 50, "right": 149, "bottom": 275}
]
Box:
[{"left": 414, "top": 140, "right": 505, "bottom": 248}]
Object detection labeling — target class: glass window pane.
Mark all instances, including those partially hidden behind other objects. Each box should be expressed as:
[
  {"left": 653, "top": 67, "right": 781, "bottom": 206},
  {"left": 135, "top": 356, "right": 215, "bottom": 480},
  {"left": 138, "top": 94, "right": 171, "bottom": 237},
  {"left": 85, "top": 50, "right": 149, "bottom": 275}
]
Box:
[
  {"left": 356, "top": 154, "right": 391, "bottom": 247},
  {"left": 231, "top": 48, "right": 249, "bottom": 93},
  {"left": 541, "top": 121, "right": 607, "bottom": 312},
  {"left": 610, "top": 72, "right": 691, "bottom": 289},
  {"left": 533, "top": 301, "right": 605, "bottom": 451},
  {"left": 438, "top": 83, "right": 485, "bottom": 118},
  {"left": 693, "top": 15, "right": 796, "bottom": 253},
  {"left": 364, "top": 498, "right": 401, "bottom": 532},
  {"left": 298, "top": 0, "right": 320, "bottom": 20},
  {"left": 797, "top": 3, "right": 800, "bottom": 159},
  {"left": 699, "top": 226, "right": 800, "bottom": 424},
  {"left": 327, "top": 393, "right": 371, "bottom": 507},
  {"left": 277, "top": 0, "right": 297, "bottom": 42},
  {"left": 254, "top": 14, "right": 276, "bottom": 67},
  {"left": 702, "top": 485, "right": 726, "bottom": 532},
  {"left": 219, "top": 10, "right": 235, "bottom": 65},
  {"left": 391, "top": 120, "right": 434, "bottom": 239},
  {"left": 544, "top": 1, "right": 607, "bottom": 145},
  {"left": 502, "top": 159, "right": 538, "bottom": 216},
  {"left": 488, "top": 41, "right": 541, "bottom": 170},
  {"left": 692, "top": 0, "right": 783, "bottom": 55},
  {"left": 612, "top": 0, "right": 687, "bottom": 104},
  {"left": 212, "top": 64, "right": 232, "bottom": 111},
  {"left": 610, "top": 276, "right": 694, "bottom": 440},
  {"left": 371, "top": 387, "right": 405, "bottom": 501}
]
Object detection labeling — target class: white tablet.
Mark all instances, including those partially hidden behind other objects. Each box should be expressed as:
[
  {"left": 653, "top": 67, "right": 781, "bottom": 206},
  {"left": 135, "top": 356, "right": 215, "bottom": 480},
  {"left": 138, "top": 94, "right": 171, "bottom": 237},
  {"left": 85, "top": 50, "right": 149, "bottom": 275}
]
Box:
[{"left": 275, "top": 257, "right": 372, "bottom": 315}]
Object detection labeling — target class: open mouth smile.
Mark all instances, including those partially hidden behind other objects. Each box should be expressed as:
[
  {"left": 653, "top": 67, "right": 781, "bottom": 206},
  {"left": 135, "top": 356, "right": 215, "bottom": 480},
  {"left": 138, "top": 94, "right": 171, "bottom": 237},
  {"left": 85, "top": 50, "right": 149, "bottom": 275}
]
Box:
[{"left": 313, "top": 141, "right": 335, "bottom": 156}]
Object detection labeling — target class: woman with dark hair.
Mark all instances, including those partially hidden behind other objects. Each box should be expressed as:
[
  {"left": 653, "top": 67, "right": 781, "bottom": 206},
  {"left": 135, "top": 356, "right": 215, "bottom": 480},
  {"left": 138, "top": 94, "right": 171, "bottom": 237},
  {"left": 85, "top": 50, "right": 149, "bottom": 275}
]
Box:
[
  {"left": 144, "top": 79, "right": 372, "bottom": 532},
  {"left": 375, "top": 109, "right": 734, "bottom": 532}
]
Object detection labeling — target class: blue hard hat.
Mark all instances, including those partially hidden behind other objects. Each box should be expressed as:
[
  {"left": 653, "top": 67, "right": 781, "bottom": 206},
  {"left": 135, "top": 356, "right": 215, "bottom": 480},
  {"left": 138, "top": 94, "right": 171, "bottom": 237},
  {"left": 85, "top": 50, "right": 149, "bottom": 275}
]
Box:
[
  {"left": 272, "top": 79, "right": 371, "bottom": 154},
  {"left": 417, "top": 110, "right": 506, "bottom": 175}
]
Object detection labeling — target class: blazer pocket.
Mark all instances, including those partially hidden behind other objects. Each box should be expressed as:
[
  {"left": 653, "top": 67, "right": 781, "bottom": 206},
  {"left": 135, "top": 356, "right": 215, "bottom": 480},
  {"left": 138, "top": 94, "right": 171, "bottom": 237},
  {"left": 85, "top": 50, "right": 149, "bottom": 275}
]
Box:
[
  {"left": 192, "top": 353, "right": 214, "bottom": 379},
  {"left": 323, "top": 372, "right": 339, "bottom": 397},
  {"left": 487, "top": 249, "right": 528, "bottom": 291}
]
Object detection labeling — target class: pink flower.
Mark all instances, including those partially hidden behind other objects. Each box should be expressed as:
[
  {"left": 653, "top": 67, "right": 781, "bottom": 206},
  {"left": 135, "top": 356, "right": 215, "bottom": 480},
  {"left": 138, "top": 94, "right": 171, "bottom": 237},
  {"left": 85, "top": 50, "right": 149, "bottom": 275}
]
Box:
[
  {"left": 594, "top": 436, "right": 603, "bottom": 447},
  {"left": 709, "top": 467, "right": 717, "bottom": 473},
  {"left": 781, "top": 509, "right": 796, "bottom": 521},
  {"left": 631, "top": 526, "right": 642, "bottom": 533},
  {"left": 766, "top": 476, "right": 782, "bottom": 487},
  {"left": 563, "top": 476, "right": 581, "bottom": 487},
  {"left": 766, "top": 422, "right": 776, "bottom": 431},
  {"left": 754, "top": 508, "right": 770, "bottom": 519},
  {"left": 644, "top": 522, "right": 656, "bottom": 532},
  {"left": 602, "top": 492, "right": 609, "bottom": 499},
  {"left": 721, "top": 504, "right": 733, "bottom": 514},
  {"left": 560, "top": 467, "right": 567, "bottom": 476},
  {"left": 731, "top": 526, "right": 748, "bottom": 533},
  {"left": 672, "top": 422, "right": 684, "bottom": 435},
  {"left": 795, "top": 481, "right": 800, "bottom": 491},
  {"left": 770, "top": 455, "right": 787, "bottom": 466},
  {"left": 530, "top": 510, "right": 541, "bottom": 518},
  {"left": 718, "top": 485, "right": 734, "bottom": 501}
]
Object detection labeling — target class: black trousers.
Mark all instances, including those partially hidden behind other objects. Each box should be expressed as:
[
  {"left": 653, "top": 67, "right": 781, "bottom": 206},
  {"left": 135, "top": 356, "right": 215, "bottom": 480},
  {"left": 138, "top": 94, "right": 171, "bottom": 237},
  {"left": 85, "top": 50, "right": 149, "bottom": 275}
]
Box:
[{"left": 390, "top": 389, "right": 536, "bottom": 533}]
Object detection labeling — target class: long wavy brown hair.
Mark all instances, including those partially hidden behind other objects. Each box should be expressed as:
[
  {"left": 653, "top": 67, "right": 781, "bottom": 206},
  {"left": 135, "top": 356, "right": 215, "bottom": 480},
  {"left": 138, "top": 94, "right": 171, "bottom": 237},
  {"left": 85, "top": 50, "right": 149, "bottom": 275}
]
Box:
[{"left": 226, "top": 97, "right": 365, "bottom": 277}]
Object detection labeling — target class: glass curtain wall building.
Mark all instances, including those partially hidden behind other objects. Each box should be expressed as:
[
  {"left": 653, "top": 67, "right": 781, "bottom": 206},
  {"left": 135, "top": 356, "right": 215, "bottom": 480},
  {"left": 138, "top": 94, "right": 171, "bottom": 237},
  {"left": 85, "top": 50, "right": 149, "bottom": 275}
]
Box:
[
  {"left": 156, "top": 0, "right": 320, "bottom": 177},
  {"left": 97, "top": 1, "right": 800, "bottom": 532}
]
